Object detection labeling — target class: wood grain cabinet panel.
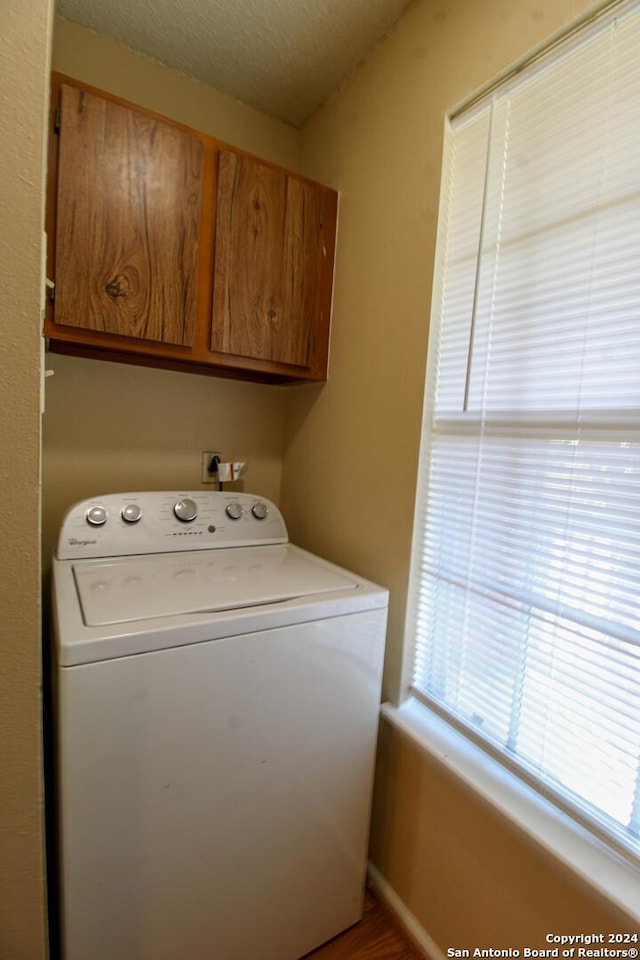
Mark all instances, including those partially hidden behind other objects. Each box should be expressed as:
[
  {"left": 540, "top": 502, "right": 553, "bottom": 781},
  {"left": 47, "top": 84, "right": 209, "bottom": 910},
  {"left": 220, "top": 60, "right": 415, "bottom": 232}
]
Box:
[
  {"left": 211, "top": 150, "right": 325, "bottom": 369},
  {"left": 54, "top": 83, "right": 203, "bottom": 347}
]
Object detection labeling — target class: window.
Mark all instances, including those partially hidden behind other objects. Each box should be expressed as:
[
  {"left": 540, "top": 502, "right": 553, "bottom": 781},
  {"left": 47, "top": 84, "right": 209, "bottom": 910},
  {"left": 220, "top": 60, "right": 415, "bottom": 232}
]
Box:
[{"left": 407, "top": 0, "right": 640, "bottom": 863}]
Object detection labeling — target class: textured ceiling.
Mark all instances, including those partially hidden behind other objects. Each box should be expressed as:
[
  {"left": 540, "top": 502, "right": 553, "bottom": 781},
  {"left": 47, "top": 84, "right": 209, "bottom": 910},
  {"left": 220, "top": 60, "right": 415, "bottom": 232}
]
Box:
[{"left": 56, "top": 0, "right": 415, "bottom": 127}]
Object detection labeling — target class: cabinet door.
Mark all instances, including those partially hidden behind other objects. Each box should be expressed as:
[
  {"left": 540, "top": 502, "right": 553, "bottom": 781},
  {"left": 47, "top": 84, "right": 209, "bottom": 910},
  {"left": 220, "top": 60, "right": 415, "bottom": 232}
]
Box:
[
  {"left": 211, "top": 150, "right": 328, "bottom": 370},
  {"left": 53, "top": 83, "right": 203, "bottom": 347}
]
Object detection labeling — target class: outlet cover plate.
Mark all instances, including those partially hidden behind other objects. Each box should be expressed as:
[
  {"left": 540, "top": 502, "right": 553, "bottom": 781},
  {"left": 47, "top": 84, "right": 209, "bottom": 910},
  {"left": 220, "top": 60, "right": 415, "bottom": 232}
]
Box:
[{"left": 201, "top": 450, "right": 222, "bottom": 484}]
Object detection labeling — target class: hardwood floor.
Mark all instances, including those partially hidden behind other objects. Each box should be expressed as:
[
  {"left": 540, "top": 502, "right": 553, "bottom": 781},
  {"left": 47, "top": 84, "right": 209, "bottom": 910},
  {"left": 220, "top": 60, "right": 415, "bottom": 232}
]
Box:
[{"left": 303, "top": 890, "right": 422, "bottom": 960}]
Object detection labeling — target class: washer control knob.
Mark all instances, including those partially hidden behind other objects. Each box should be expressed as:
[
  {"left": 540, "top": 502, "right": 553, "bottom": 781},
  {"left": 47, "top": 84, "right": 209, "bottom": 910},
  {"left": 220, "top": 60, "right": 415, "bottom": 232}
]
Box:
[
  {"left": 226, "top": 502, "right": 243, "bottom": 521},
  {"left": 174, "top": 498, "right": 198, "bottom": 523},
  {"left": 121, "top": 503, "right": 142, "bottom": 524},
  {"left": 251, "top": 501, "right": 268, "bottom": 520},
  {"left": 86, "top": 505, "right": 108, "bottom": 527}
]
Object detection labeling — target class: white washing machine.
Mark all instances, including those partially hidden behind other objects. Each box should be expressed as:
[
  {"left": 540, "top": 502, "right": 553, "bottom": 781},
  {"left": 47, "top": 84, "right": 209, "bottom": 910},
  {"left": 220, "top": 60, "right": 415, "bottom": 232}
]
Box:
[{"left": 52, "top": 491, "right": 388, "bottom": 960}]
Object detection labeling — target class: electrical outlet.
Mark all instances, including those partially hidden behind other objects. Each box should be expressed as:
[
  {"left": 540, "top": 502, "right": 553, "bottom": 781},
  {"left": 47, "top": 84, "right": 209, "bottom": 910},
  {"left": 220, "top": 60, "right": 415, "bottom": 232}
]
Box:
[{"left": 201, "top": 450, "right": 222, "bottom": 484}]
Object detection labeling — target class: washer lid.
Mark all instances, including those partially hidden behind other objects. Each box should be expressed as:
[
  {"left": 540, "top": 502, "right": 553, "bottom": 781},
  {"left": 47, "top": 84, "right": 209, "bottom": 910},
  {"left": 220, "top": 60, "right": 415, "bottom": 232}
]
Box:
[{"left": 73, "top": 544, "right": 357, "bottom": 626}]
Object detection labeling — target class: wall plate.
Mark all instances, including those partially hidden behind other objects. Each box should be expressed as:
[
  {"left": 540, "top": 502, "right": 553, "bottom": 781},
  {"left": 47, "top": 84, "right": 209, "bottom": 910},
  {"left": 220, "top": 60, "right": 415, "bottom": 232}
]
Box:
[{"left": 201, "top": 450, "right": 222, "bottom": 484}]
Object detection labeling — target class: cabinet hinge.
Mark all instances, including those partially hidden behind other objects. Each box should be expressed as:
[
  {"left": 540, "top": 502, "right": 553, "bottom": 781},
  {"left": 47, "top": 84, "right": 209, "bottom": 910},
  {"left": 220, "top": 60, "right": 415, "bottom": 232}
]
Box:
[
  {"left": 46, "top": 278, "right": 56, "bottom": 303},
  {"left": 54, "top": 106, "right": 61, "bottom": 134}
]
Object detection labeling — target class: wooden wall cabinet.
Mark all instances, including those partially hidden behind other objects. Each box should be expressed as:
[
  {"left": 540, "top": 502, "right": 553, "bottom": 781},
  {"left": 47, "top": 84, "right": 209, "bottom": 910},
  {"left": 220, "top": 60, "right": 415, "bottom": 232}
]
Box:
[{"left": 45, "top": 75, "right": 338, "bottom": 383}]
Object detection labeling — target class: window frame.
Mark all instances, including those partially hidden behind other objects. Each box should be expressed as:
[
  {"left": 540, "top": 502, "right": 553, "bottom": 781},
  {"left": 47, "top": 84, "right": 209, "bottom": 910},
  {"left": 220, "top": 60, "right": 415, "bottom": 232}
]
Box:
[{"left": 402, "top": 0, "right": 640, "bottom": 872}]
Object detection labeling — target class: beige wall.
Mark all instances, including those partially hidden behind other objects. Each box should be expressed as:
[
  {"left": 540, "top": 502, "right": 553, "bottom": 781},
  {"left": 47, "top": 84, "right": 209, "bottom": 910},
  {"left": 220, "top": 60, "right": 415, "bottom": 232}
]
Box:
[
  {"left": 43, "top": 356, "right": 286, "bottom": 561},
  {"left": 43, "top": 19, "right": 299, "bottom": 564},
  {"left": 52, "top": 18, "right": 300, "bottom": 167},
  {"left": 0, "top": 1, "right": 52, "bottom": 957},
  {"left": 282, "top": 0, "right": 635, "bottom": 947},
  {"left": 372, "top": 720, "right": 636, "bottom": 950}
]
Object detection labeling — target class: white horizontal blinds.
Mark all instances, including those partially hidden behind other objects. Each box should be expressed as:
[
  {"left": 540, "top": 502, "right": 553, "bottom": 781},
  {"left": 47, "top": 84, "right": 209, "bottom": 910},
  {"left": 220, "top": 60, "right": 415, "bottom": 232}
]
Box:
[
  {"left": 434, "top": 107, "right": 491, "bottom": 412},
  {"left": 469, "top": 11, "right": 640, "bottom": 414},
  {"left": 411, "top": 0, "right": 640, "bottom": 859}
]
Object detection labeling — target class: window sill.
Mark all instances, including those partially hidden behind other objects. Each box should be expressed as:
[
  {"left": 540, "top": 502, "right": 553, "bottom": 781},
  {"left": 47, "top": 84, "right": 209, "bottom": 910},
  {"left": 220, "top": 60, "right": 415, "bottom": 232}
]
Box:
[{"left": 381, "top": 697, "right": 640, "bottom": 923}]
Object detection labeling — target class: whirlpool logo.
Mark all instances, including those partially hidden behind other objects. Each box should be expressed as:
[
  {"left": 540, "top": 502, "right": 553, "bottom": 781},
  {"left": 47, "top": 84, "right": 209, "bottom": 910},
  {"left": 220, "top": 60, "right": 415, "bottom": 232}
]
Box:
[{"left": 68, "top": 537, "right": 98, "bottom": 547}]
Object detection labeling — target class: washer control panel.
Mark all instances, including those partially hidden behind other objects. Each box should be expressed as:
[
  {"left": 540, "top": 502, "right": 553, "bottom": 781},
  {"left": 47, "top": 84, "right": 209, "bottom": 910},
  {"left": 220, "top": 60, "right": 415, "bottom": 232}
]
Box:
[{"left": 58, "top": 492, "right": 284, "bottom": 560}]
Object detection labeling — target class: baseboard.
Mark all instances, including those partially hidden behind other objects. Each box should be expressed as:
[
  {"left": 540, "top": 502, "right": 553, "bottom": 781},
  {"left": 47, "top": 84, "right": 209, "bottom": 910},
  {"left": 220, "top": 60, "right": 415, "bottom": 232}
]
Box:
[{"left": 367, "top": 861, "right": 447, "bottom": 960}]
